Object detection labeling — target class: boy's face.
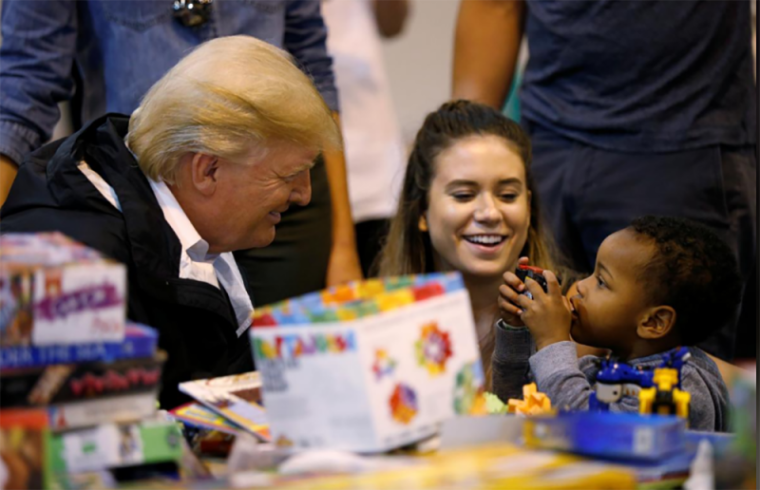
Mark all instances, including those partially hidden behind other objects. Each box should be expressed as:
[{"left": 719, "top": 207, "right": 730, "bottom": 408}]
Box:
[{"left": 570, "top": 229, "right": 655, "bottom": 353}]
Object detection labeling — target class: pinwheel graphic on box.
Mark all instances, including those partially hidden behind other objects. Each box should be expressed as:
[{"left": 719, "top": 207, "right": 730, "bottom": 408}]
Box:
[
  {"left": 251, "top": 272, "right": 482, "bottom": 452},
  {"left": 389, "top": 383, "right": 418, "bottom": 424},
  {"left": 415, "top": 322, "right": 453, "bottom": 376},
  {"left": 372, "top": 349, "right": 397, "bottom": 381}
]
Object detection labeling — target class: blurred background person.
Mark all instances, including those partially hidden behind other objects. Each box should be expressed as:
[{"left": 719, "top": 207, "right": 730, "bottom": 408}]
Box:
[
  {"left": 0, "top": 0, "right": 362, "bottom": 307},
  {"left": 452, "top": 0, "right": 757, "bottom": 362},
  {"left": 322, "top": 0, "right": 410, "bottom": 276}
]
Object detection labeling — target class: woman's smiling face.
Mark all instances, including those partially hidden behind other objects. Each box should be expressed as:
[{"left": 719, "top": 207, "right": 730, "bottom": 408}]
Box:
[{"left": 421, "top": 134, "right": 531, "bottom": 281}]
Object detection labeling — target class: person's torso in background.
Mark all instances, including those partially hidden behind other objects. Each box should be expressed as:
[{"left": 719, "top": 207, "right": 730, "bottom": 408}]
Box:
[
  {"left": 74, "top": 0, "right": 289, "bottom": 124},
  {"left": 322, "top": 0, "right": 406, "bottom": 223},
  {"left": 520, "top": 0, "right": 757, "bottom": 152}
]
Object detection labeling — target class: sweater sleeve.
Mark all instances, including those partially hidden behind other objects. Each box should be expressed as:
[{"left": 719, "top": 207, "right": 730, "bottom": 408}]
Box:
[
  {"left": 529, "top": 341, "right": 640, "bottom": 414},
  {"left": 491, "top": 321, "right": 533, "bottom": 402}
]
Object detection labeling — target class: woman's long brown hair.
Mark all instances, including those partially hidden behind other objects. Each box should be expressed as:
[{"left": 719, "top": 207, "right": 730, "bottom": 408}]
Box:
[{"left": 377, "top": 100, "right": 573, "bottom": 387}]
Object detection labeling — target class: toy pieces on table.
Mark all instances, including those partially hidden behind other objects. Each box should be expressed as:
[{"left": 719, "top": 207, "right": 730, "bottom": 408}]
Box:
[
  {"left": 514, "top": 265, "right": 549, "bottom": 300},
  {"left": 506, "top": 383, "right": 552, "bottom": 416},
  {"left": 0, "top": 408, "right": 49, "bottom": 490},
  {"left": 46, "top": 419, "right": 183, "bottom": 474},
  {"left": 523, "top": 411, "right": 686, "bottom": 462},
  {"left": 1, "top": 233, "right": 128, "bottom": 347},
  {"left": 0, "top": 351, "right": 166, "bottom": 408},
  {"left": 0, "top": 323, "right": 158, "bottom": 370},
  {"left": 169, "top": 402, "right": 242, "bottom": 436},
  {"left": 178, "top": 372, "right": 270, "bottom": 442},
  {"left": 48, "top": 391, "right": 158, "bottom": 432}
]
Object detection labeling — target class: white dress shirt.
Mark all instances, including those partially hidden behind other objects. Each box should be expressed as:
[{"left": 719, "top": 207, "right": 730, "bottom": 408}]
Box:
[{"left": 77, "top": 161, "right": 253, "bottom": 337}]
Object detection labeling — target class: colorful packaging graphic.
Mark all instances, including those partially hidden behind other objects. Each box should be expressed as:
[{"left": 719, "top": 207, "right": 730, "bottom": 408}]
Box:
[
  {"left": 415, "top": 322, "right": 453, "bottom": 376},
  {"left": 0, "top": 409, "right": 49, "bottom": 490},
  {"left": 251, "top": 272, "right": 482, "bottom": 453},
  {"left": 453, "top": 362, "right": 486, "bottom": 415},
  {"left": 0, "top": 233, "right": 127, "bottom": 347},
  {"left": 389, "top": 383, "right": 418, "bottom": 424},
  {"left": 372, "top": 349, "right": 397, "bottom": 381},
  {"left": 0, "top": 323, "right": 157, "bottom": 370}
]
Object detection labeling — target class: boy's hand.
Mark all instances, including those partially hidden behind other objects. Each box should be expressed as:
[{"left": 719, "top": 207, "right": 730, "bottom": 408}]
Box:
[
  {"left": 517, "top": 270, "right": 572, "bottom": 350},
  {"left": 498, "top": 257, "right": 529, "bottom": 327}
]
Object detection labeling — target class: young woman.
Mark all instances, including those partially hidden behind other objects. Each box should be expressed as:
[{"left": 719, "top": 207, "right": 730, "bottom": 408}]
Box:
[{"left": 379, "top": 100, "right": 574, "bottom": 388}]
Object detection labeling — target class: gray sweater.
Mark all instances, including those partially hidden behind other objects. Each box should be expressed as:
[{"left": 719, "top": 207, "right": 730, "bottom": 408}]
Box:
[{"left": 491, "top": 324, "right": 729, "bottom": 432}]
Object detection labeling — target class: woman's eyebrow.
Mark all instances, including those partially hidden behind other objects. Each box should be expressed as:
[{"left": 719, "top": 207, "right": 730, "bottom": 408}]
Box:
[{"left": 445, "top": 179, "right": 478, "bottom": 188}]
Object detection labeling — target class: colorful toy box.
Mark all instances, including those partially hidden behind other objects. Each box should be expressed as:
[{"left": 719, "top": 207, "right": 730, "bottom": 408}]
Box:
[
  {"left": 0, "top": 233, "right": 127, "bottom": 346},
  {"left": 250, "top": 273, "right": 483, "bottom": 453}
]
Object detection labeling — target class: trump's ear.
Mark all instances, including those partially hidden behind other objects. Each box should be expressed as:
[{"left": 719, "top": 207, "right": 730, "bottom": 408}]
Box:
[{"left": 188, "top": 153, "right": 219, "bottom": 196}]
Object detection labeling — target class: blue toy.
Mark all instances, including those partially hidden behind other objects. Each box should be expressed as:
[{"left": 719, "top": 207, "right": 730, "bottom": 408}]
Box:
[
  {"left": 590, "top": 358, "right": 653, "bottom": 411},
  {"left": 590, "top": 347, "right": 692, "bottom": 412}
]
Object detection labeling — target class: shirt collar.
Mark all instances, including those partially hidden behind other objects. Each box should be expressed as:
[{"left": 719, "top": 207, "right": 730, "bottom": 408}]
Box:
[{"left": 147, "top": 178, "right": 217, "bottom": 264}]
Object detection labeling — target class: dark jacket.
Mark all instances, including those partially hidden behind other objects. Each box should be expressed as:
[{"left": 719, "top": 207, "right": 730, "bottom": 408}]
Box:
[{"left": 1, "top": 114, "right": 254, "bottom": 409}]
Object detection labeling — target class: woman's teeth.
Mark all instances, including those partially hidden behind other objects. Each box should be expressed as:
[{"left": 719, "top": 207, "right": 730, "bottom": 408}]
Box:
[{"left": 464, "top": 235, "right": 505, "bottom": 245}]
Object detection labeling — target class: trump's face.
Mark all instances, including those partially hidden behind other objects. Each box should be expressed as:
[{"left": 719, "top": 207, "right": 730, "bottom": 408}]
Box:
[{"left": 210, "top": 143, "right": 316, "bottom": 253}]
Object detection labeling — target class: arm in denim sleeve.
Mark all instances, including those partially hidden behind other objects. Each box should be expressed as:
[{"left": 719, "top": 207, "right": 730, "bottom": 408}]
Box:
[
  {"left": 529, "top": 341, "right": 640, "bottom": 414},
  {"left": 283, "top": 0, "right": 339, "bottom": 112},
  {"left": 0, "top": 0, "right": 78, "bottom": 164}
]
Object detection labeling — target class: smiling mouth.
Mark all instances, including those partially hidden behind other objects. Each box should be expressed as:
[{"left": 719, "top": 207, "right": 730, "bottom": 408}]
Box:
[{"left": 463, "top": 234, "right": 506, "bottom": 248}]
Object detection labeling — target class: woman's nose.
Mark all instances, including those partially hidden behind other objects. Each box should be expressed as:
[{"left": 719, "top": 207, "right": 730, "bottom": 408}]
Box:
[{"left": 473, "top": 194, "right": 500, "bottom": 223}]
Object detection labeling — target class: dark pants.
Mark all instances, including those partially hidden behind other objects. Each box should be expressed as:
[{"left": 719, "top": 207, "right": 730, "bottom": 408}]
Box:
[
  {"left": 526, "top": 121, "right": 757, "bottom": 361},
  {"left": 355, "top": 218, "right": 390, "bottom": 278},
  {"left": 234, "top": 156, "right": 332, "bottom": 308}
]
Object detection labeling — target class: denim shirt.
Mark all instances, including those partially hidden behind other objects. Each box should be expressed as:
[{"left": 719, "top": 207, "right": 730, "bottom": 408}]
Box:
[{"left": 0, "top": 0, "right": 339, "bottom": 165}]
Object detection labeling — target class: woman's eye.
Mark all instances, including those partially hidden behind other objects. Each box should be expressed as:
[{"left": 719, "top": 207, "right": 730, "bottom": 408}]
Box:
[
  {"left": 500, "top": 193, "right": 518, "bottom": 202},
  {"left": 452, "top": 193, "right": 474, "bottom": 201}
]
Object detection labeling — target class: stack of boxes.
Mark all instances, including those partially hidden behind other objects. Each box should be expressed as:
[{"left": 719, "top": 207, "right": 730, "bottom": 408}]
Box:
[{"left": 0, "top": 233, "right": 182, "bottom": 488}]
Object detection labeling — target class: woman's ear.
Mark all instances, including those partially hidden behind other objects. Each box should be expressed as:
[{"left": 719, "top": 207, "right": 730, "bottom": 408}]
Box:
[
  {"left": 418, "top": 214, "right": 429, "bottom": 232},
  {"left": 637, "top": 306, "right": 676, "bottom": 340}
]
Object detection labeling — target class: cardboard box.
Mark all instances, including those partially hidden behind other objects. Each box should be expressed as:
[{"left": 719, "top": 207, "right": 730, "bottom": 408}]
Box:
[
  {"left": 46, "top": 419, "right": 183, "bottom": 473},
  {"left": 1, "top": 352, "right": 165, "bottom": 408},
  {"left": 0, "top": 233, "right": 127, "bottom": 346},
  {"left": 0, "top": 409, "right": 50, "bottom": 490},
  {"left": 251, "top": 272, "right": 484, "bottom": 453}
]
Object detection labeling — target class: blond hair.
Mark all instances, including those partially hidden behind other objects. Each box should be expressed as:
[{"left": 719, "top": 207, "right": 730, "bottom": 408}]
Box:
[{"left": 127, "top": 35, "right": 341, "bottom": 183}]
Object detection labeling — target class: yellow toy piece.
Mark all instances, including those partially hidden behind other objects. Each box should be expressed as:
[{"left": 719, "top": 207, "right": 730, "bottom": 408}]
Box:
[
  {"left": 507, "top": 383, "right": 552, "bottom": 416},
  {"left": 639, "top": 367, "right": 691, "bottom": 424}
]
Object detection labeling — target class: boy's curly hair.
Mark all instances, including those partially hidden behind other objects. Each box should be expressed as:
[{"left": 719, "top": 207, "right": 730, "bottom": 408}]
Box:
[{"left": 629, "top": 216, "right": 741, "bottom": 346}]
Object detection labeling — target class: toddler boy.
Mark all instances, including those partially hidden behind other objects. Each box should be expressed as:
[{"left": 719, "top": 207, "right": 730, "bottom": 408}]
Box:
[{"left": 493, "top": 216, "right": 740, "bottom": 431}]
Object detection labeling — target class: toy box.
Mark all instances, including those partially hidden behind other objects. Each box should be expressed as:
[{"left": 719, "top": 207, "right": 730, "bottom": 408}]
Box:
[
  {"left": 0, "top": 233, "right": 127, "bottom": 346},
  {"left": 1, "top": 323, "right": 157, "bottom": 370},
  {"left": 524, "top": 411, "right": 686, "bottom": 461},
  {"left": 250, "top": 272, "right": 483, "bottom": 453},
  {"left": 1, "top": 352, "right": 165, "bottom": 407},
  {"left": 46, "top": 419, "right": 183, "bottom": 474},
  {"left": 0, "top": 409, "right": 50, "bottom": 490}
]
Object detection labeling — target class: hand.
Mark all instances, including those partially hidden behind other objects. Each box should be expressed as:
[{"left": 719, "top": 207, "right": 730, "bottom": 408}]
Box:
[
  {"left": 498, "top": 256, "right": 530, "bottom": 327},
  {"left": 0, "top": 154, "right": 19, "bottom": 210},
  {"left": 516, "top": 269, "right": 572, "bottom": 350},
  {"left": 325, "top": 243, "right": 363, "bottom": 287}
]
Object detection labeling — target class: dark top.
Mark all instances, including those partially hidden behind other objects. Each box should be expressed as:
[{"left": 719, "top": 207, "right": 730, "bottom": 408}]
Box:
[
  {"left": 1, "top": 114, "right": 254, "bottom": 409},
  {"left": 521, "top": 0, "right": 757, "bottom": 152}
]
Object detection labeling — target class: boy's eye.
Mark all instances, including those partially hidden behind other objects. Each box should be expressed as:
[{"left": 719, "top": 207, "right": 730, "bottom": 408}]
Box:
[{"left": 596, "top": 275, "right": 606, "bottom": 288}]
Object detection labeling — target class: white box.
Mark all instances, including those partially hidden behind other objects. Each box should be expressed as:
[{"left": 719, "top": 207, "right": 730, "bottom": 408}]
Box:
[{"left": 251, "top": 279, "right": 484, "bottom": 453}]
